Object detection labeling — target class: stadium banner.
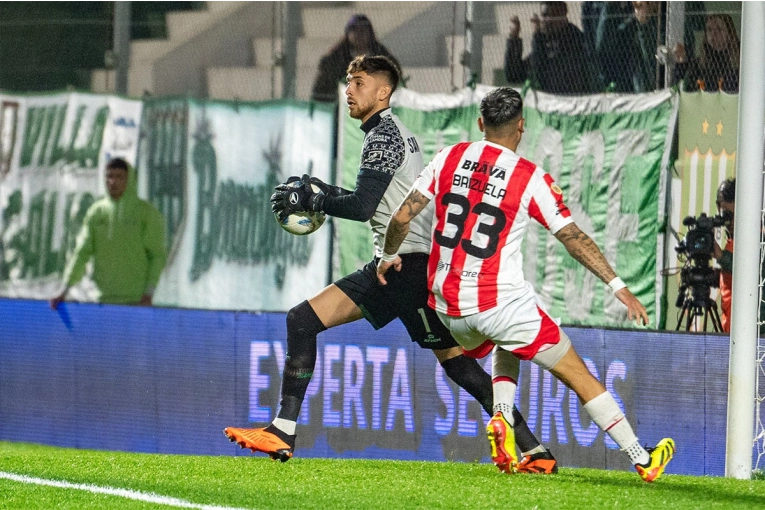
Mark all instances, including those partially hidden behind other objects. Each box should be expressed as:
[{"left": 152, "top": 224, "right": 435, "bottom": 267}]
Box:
[
  {"left": 0, "top": 92, "right": 142, "bottom": 301},
  {"left": 0, "top": 93, "right": 335, "bottom": 311},
  {"left": 339, "top": 87, "right": 677, "bottom": 328},
  {"left": 140, "top": 99, "right": 336, "bottom": 311},
  {"left": 665, "top": 91, "right": 738, "bottom": 326},
  {"left": 0, "top": 298, "right": 745, "bottom": 476}
]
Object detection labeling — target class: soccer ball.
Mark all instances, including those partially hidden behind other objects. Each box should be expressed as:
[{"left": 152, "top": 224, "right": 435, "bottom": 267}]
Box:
[{"left": 275, "top": 182, "right": 327, "bottom": 236}]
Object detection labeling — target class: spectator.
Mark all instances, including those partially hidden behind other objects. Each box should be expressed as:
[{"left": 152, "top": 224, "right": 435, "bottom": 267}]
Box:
[
  {"left": 713, "top": 178, "right": 735, "bottom": 332},
  {"left": 49, "top": 158, "right": 167, "bottom": 308},
  {"left": 628, "top": 1, "right": 665, "bottom": 92},
  {"left": 582, "top": 2, "right": 635, "bottom": 92},
  {"left": 680, "top": 1, "right": 709, "bottom": 63},
  {"left": 504, "top": 1, "right": 601, "bottom": 95},
  {"left": 310, "top": 14, "right": 401, "bottom": 103},
  {"left": 712, "top": 178, "right": 765, "bottom": 335},
  {"left": 582, "top": 2, "right": 665, "bottom": 93},
  {"left": 672, "top": 13, "right": 740, "bottom": 92}
]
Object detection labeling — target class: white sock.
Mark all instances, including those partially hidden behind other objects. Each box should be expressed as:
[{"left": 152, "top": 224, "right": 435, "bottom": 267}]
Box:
[
  {"left": 272, "top": 418, "right": 296, "bottom": 436},
  {"left": 492, "top": 379, "right": 517, "bottom": 424},
  {"left": 491, "top": 348, "right": 519, "bottom": 425},
  {"left": 623, "top": 440, "right": 650, "bottom": 466},
  {"left": 582, "top": 392, "right": 649, "bottom": 465}
]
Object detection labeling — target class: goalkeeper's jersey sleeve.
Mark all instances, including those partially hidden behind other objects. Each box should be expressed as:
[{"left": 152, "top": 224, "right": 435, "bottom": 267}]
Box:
[
  {"left": 323, "top": 108, "right": 432, "bottom": 258},
  {"left": 362, "top": 109, "right": 432, "bottom": 258}
]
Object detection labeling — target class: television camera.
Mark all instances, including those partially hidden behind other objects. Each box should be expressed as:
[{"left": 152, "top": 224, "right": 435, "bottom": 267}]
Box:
[{"left": 674, "top": 212, "right": 727, "bottom": 332}]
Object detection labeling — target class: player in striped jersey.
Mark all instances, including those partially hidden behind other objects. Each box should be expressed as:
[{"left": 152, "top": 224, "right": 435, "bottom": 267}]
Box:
[
  {"left": 225, "top": 57, "right": 556, "bottom": 473},
  {"left": 377, "top": 87, "right": 675, "bottom": 482}
]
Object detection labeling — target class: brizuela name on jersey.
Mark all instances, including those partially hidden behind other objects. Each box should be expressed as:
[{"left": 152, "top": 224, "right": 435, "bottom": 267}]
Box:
[{"left": 451, "top": 158, "right": 509, "bottom": 199}]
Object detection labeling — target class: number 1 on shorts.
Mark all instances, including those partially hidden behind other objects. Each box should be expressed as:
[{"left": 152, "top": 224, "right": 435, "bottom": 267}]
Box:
[{"left": 417, "top": 308, "right": 432, "bottom": 333}]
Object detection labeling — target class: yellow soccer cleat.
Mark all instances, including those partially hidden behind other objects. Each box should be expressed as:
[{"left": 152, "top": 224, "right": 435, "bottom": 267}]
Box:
[
  {"left": 224, "top": 426, "right": 294, "bottom": 462},
  {"left": 486, "top": 412, "right": 518, "bottom": 474},
  {"left": 635, "top": 437, "right": 676, "bottom": 482}
]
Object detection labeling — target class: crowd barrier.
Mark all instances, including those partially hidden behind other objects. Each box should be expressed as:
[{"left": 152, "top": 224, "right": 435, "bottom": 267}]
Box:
[{"left": 0, "top": 298, "right": 746, "bottom": 476}]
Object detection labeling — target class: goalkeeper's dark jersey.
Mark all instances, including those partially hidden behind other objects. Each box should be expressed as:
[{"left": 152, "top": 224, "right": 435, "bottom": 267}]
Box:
[{"left": 323, "top": 108, "right": 432, "bottom": 258}]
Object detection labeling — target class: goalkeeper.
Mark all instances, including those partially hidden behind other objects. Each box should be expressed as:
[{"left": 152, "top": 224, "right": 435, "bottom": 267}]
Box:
[{"left": 224, "top": 55, "right": 557, "bottom": 474}]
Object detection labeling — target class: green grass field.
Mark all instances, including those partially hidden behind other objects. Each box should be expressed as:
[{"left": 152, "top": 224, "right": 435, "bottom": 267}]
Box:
[{"left": 1, "top": 441, "right": 764, "bottom": 509}]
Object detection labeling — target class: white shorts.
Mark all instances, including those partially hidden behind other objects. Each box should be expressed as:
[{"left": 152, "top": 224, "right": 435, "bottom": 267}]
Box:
[{"left": 436, "top": 281, "right": 562, "bottom": 362}]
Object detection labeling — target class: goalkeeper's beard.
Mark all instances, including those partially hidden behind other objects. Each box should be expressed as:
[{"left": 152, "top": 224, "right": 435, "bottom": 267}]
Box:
[{"left": 348, "top": 101, "right": 376, "bottom": 121}]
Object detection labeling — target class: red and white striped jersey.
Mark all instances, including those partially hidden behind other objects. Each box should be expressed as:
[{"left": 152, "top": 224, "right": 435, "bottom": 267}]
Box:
[{"left": 414, "top": 140, "right": 573, "bottom": 317}]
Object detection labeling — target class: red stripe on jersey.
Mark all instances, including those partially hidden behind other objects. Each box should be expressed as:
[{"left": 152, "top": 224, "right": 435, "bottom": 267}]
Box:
[
  {"left": 542, "top": 173, "right": 571, "bottom": 218},
  {"left": 428, "top": 142, "right": 472, "bottom": 312},
  {"left": 442, "top": 144, "right": 503, "bottom": 315},
  {"left": 512, "top": 306, "right": 561, "bottom": 361},
  {"left": 476, "top": 157, "right": 536, "bottom": 312},
  {"left": 528, "top": 197, "right": 548, "bottom": 229}
]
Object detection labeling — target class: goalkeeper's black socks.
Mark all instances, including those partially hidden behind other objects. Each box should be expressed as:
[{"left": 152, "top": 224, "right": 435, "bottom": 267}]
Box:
[
  {"left": 278, "top": 300, "right": 326, "bottom": 421},
  {"left": 439, "top": 353, "right": 546, "bottom": 455},
  {"left": 512, "top": 406, "right": 546, "bottom": 454},
  {"left": 440, "top": 354, "right": 493, "bottom": 415},
  {"left": 265, "top": 423, "right": 296, "bottom": 450}
]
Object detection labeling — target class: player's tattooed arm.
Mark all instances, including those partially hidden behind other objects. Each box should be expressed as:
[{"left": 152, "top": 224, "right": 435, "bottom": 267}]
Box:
[
  {"left": 555, "top": 223, "right": 650, "bottom": 326},
  {"left": 398, "top": 189, "right": 430, "bottom": 221},
  {"left": 378, "top": 189, "right": 431, "bottom": 285},
  {"left": 554, "top": 223, "right": 617, "bottom": 284},
  {"left": 383, "top": 190, "right": 431, "bottom": 256}
]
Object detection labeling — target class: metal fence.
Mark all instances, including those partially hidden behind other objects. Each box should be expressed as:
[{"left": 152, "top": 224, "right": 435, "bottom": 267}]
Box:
[
  {"left": 79, "top": 2, "right": 744, "bottom": 101},
  {"left": 0, "top": 2, "right": 745, "bottom": 99}
]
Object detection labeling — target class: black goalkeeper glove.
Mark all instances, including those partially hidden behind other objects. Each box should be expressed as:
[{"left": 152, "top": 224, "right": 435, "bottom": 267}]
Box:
[
  {"left": 309, "top": 176, "right": 351, "bottom": 199},
  {"left": 270, "top": 174, "right": 325, "bottom": 222}
]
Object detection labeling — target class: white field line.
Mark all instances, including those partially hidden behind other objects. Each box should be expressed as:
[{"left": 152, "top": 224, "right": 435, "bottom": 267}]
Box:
[{"left": 0, "top": 471, "right": 251, "bottom": 510}]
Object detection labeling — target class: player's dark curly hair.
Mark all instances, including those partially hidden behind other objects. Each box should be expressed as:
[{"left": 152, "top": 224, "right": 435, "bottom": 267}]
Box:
[
  {"left": 480, "top": 87, "right": 523, "bottom": 129},
  {"left": 346, "top": 54, "right": 400, "bottom": 93},
  {"left": 717, "top": 178, "right": 735, "bottom": 203}
]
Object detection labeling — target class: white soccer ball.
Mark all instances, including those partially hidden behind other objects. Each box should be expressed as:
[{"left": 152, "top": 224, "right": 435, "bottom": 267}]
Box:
[{"left": 275, "top": 182, "right": 327, "bottom": 236}]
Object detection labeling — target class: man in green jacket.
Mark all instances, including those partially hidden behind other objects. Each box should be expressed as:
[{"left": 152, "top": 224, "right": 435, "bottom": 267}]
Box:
[{"left": 49, "top": 158, "right": 167, "bottom": 308}]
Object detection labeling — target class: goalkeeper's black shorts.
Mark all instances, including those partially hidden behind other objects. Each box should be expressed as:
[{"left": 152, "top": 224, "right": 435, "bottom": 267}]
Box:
[{"left": 335, "top": 252, "right": 459, "bottom": 351}]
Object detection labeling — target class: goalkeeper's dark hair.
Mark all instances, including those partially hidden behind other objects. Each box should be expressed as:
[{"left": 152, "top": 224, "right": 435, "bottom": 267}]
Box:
[
  {"left": 717, "top": 178, "right": 735, "bottom": 204},
  {"left": 480, "top": 87, "right": 523, "bottom": 129},
  {"left": 346, "top": 55, "right": 400, "bottom": 93}
]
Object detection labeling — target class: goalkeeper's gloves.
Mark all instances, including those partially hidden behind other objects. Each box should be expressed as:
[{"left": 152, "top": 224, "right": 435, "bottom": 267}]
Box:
[
  {"left": 309, "top": 176, "right": 353, "bottom": 201},
  {"left": 270, "top": 174, "right": 325, "bottom": 222}
]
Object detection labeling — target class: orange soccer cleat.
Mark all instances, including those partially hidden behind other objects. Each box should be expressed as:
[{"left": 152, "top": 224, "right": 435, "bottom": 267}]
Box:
[
  {"left": 224, "top": 426, "right": 295, "bottom": 462},
  {"left": 516, "top": 448, "right": 558, "bottom": 474}
]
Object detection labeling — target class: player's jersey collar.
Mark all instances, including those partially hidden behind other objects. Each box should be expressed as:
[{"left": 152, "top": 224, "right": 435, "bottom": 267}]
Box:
[{"left": 360, "top": 107, "right": 392, "bottom": 134}]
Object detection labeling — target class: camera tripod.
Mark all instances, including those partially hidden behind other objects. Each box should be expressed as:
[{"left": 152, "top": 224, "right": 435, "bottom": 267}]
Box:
[{"left": 675, "top": 284, "right": 723, "bottom": 333}]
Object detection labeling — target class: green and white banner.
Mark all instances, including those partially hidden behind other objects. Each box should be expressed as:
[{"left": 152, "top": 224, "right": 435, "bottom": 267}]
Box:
[
  {"left": 0, "top": 93, "right": 336, "bottom": 311},
  {"left": 0, "top": 92, "right": 142, "bottom": 301},
  {"left": 338, "top": 87, "right": 677, "bottom": 328},
  {"left": 671, "top": 91, "right": 737, "bottom": 249},
  {"left": 143, "top": 99, "right": 336, "bottom": 311},
  {"left": 665, "top": 91, "right": 738, "bottom": 326}
]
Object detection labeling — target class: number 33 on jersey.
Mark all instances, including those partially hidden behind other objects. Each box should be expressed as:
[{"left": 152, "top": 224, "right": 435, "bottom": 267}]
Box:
[{"left": 414, "top": 140, "right": 573, "bottom": 316}]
